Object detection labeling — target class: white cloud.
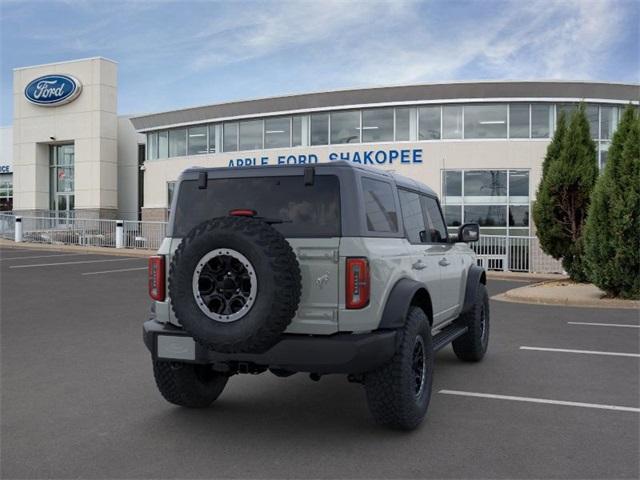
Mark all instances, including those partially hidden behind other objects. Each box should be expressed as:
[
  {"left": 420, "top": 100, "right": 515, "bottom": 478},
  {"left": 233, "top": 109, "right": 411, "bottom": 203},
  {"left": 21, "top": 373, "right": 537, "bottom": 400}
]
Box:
[
  {"left": 344, "top": 0, "right": 631, "bottom": 84},
  {"left": 188, "top": 0, "right": 413, "bottom": 71},
  {"left": 180, "top": 0, "right": 633, "bottom": 85}
]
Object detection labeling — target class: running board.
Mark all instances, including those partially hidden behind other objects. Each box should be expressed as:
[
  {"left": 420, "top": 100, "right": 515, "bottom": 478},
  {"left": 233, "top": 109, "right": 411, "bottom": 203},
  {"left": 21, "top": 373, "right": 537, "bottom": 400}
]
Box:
[{"left": 433, "top": 324, "right": 468, "bottom": 351}]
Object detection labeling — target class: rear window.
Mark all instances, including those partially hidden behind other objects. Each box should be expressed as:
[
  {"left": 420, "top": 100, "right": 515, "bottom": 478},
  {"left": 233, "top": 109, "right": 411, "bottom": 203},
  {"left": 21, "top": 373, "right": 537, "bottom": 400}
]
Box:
[
  {"left": 172, "top": 175, "right": 341, "bottom": 238},
  {"left": 361, "top": 177, "right": 398, "bottom": 233}
]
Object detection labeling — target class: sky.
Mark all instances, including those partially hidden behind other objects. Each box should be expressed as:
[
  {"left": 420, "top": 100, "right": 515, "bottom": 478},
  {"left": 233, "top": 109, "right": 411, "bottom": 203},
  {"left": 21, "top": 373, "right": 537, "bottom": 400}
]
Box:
[{"left": 0, "top": 0, "right": 638, "bottom": 126}]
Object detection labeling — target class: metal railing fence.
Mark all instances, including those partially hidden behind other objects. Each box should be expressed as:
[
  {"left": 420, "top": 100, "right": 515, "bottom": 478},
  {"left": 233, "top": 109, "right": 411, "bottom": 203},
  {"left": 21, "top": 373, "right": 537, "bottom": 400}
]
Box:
[
  {"left": 471, "top": 235, "right": 564, "bottom": 274},
  {"left": 123, "top": 220, "right": 167, "bottom": 250},
  {"left": 0, "top": 214, "right": 167, "bottom": 251},
  {"left": 20, "top": 216, "right": 118, "bottom": 248},
  {"left": 1, "top": 214, "right": 563, "bottom": 272},
  {"left": 0, "top": 213, "right": 15, "bottom": 240}
]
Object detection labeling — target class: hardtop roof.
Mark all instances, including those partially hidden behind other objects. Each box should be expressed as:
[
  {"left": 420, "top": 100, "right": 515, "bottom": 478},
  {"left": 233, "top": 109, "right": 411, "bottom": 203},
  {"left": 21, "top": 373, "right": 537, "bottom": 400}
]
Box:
[{"left": 181, "top": 160, "right": 437, "bottom": 197}]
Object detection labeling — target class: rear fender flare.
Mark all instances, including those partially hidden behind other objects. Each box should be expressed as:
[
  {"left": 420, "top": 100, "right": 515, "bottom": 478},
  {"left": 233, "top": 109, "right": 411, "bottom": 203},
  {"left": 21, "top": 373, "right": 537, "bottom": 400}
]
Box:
[{"left": 378, "top": 278, "right": 433, "bottom": 330}]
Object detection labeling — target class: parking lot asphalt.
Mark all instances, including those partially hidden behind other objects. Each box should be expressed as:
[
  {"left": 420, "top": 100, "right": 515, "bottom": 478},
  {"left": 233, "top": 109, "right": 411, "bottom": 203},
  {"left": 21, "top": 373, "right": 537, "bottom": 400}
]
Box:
[{"left": 1, "top": 245, "right": 639, "bottom": 479}]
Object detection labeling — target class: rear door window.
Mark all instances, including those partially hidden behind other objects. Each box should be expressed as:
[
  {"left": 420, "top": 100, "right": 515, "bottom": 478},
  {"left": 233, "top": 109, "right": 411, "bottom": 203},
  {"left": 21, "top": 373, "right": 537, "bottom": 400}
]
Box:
[
  {"left": 173, "top": 175, "right": 340, "bottom": 237},
  {"left": 361, "top": 177, "right": 398, "bottom": 233},
  {"left": 398, "top": 189, "right": 427, "bottom": 243},
  {"left": 421, "top": 195, "right": 448, "bottom": 243}
]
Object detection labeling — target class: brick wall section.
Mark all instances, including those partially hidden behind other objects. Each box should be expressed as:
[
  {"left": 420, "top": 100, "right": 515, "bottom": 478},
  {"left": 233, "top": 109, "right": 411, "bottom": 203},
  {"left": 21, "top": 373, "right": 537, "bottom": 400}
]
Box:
[{"left": 141, "top": 208, "right": 168, "bottom": 222}]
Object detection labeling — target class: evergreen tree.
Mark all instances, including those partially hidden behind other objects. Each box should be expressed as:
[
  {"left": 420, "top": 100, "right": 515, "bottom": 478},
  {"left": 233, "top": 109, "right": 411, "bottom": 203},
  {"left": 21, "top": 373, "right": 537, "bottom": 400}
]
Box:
[
  {"left": 533, "top": 104, "right": 598, "bottom": 281},
  {"left": 542, "top": 111, "right": 567, "bottom": 177},
  {"left": 584, "top": 106, "right": 640, "bottom": 298},
  {"left": 532, "top": 112, "right": 567, "bottom": 261}
]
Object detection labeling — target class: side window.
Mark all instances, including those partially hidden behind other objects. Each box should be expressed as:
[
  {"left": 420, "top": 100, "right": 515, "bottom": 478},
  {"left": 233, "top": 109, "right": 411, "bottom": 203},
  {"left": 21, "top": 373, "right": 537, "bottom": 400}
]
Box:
[
  {"left": 361, "top": 177, "right": 398, "bottom": 233},
  {"left": 398, "top": 189, "right": 427, "bottom": 243},
  {"left": 421, "top": 196, "right": 448, "bottom": 243}
]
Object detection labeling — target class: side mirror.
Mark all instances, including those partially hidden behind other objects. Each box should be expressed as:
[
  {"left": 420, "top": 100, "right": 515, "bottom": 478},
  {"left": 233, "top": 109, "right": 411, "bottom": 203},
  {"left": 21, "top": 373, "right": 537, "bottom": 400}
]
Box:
[
  {"left": 458, "top": 223, "right": 480, "bottom": 243},
  {"left": 419, "top": 230, "right": 428, "bottom": 243}
]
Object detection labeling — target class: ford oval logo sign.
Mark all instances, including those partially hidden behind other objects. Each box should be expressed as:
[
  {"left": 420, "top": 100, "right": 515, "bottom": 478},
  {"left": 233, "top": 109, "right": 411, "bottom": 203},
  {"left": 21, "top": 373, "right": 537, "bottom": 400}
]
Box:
[{"left": 24, "top": 74, "right": 82, "bottom": 106}]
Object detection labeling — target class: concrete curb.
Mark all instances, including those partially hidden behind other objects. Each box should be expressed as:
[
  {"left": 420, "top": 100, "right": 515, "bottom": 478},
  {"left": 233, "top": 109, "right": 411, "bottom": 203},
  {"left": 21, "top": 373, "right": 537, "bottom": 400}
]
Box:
[
  {"left": 0, "top": 238, "right": 154, "bottom": 258},
  {"left": 487, "top": 271, "right": 568, "bottom": 282},
  {"left": 493, "top": 281, "right": 640, "bottom": 310}
]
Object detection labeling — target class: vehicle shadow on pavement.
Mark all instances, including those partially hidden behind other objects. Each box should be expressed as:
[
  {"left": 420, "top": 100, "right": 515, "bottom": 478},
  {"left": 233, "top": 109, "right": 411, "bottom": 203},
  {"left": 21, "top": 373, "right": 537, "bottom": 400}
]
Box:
[{"left": 137, "top": 374, "right": 421, "bottom": 437}]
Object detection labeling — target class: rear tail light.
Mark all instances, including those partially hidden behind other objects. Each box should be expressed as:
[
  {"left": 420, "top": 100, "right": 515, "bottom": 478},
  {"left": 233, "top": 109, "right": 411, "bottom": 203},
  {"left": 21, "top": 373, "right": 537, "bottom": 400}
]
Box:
[
  {"left": 148, "top": 255, "right": 165, "bottom": 301},
  {"left": 229, "top": 209, "right": 257, "bottom": 217},
  {"left": 346, "top": 257, "right": 369, "bottom": 309}
]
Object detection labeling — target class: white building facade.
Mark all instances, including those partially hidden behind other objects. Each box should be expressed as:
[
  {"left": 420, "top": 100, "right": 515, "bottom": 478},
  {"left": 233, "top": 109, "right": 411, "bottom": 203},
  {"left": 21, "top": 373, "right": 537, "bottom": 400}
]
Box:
[
  {"left": 4, "top": 57, "right": 638, "bottom": 239},
  {"left": 8, "top": 57, "right": 142, "bottom": 219},
  {"left": 130, "top": 81, "right": 638, "bottom": 240}
]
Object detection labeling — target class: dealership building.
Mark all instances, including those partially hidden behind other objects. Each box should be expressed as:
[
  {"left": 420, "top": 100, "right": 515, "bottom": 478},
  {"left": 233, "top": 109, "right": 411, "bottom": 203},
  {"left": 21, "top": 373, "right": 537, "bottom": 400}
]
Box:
[{"left": 4, "top": 57, "right": 638, "bottom": 240}]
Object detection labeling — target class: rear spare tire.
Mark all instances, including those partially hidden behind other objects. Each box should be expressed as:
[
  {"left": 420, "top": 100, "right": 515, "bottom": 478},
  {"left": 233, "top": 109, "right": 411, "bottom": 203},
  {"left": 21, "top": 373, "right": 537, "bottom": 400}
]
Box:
[{"left": 169, "top": 216, "right": 301, "bottom": 353}]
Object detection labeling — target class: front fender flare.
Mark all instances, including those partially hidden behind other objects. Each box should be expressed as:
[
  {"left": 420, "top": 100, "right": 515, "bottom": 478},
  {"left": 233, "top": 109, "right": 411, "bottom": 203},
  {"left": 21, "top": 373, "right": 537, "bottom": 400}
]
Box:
[{"left": 461, "top": 265, "right": 486, "bottom": 314}]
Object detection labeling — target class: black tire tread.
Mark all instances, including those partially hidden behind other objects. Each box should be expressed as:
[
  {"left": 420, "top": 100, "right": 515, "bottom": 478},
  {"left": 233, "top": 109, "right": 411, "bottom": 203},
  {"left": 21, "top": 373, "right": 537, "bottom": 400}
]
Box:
[
  {"left": 364, "top": 307, "right": 433, "bottom": 430},
  {"left": 153, "top": 361, "right": 228, "bottom": 408},
  {"left": 452, "top": 283, "right": 490, "bottom": 362}
]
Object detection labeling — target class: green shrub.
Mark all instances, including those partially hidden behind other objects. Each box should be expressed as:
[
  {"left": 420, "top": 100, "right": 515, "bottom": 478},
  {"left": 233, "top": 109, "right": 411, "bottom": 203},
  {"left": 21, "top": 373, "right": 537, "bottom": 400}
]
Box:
[{"left": 584, "top": 106, "right": 640, "bottom": 299}]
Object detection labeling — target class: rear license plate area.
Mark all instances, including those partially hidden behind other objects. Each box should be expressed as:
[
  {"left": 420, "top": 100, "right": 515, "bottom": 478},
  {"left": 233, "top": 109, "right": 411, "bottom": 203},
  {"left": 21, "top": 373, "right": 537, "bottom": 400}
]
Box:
[{"left": 157, "top": 335, "right": 196, "bottom": 360}]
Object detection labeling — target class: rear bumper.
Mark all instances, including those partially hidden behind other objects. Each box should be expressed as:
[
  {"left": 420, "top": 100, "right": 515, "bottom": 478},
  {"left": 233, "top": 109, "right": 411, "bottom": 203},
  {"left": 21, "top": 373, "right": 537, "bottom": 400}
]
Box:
[{"left": 143, "top": 319, "right": 397, "bottom": 374}]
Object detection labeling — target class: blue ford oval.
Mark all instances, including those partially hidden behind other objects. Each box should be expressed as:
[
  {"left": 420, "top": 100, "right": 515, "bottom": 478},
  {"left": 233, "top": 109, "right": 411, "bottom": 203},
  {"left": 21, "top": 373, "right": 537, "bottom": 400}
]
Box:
[{"left": 24, "top": 74, "right": 82, "bottom": 106}]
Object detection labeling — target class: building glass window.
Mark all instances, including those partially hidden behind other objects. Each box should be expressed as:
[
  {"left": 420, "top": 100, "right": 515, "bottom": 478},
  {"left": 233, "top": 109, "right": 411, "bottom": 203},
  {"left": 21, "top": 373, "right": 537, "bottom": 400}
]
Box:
[
  {"left": 49, "top": 144, "right": 75, "bottom": 218},
  {"left": 442, "top": 170, "right": 462, "bottom": 198},
  {"left": 362, "top": 108, "right": 394, "bottom": 143},
  {"left": 557, "top": 103, "right": 577, "bottom": 120},
  {"left": 419, "top": 106, "right": 441, "bottom": 140},
  {"left": 169, "top": 128, "right": 187, "bottom": 157},
  {"left": 442, "top": 169, "right": 530, "bottom": 236},
  {"left": 509, "top": 170, "right": 529, "bottom": 201},
  {"left": 586, "top": 104, "right": 599, "bottom": 139},
  {"left": 158, "top": 131, "right": 168, "bottom": 159},
  {"left": 531, "top": 104, "right": 552, "bottom": 138},
  {"left": 0, "top": 173, "right": 12, "bottom": 211},
  {"left": 330, "top": 110, "right": 360, "bottom": 144},
  {"left": 310, "top": 113, "right": 329, "bottom": 145},
  {"left": 599, "top": 142, "right": 610, "bottom": 170},
  {"left": 147, "top": 132, "right": 158, "bottom": 160},
  {"left": 223, "top": 122, "right": 239, "bottom": 152},
  {"left": 444, "top": 205, "right": 462, "bottom": 227},
  {"left": 464, "top": 205, "right": 507, "bottom": 227},
  {"left": 508, "top": 205, "right": 529, "bottom": 227},
  {"left": 187, "top": 126, "right": 207, "bottom": 155},
  {"left": 398, "top": 189, "right": 427, "bottom": 243},
  {"left": 464, "top": 104, "right": 507, "bottom": 139},
  {"left": 265, "top": 117, "right": 291, "bottom": 149},
  {"left": 395, "top": 107, "right": 411, "bottom": 141},
  {"left": 361, "top": 177, "right": 398, "bottom": 233},
  {"left": 239, "top": 120, "right": 263, "bottom": 150},
  {"left": 208, "top": 124, "right": 217, "bottom": 153},
  {"left": 463, "top": 170, "right": 507, "bottom": 202},
  {"left": 600, "top": 106, "right": 619, "bottom": 140},
  {"left": 509, "top": 104, "right": 529, "bottom": 138},
  {"left": 292, "top": 116, "right": 303, "bottom": 146},
  {"left": 442, "top": 105, "right": 463, "bottom": 139}
]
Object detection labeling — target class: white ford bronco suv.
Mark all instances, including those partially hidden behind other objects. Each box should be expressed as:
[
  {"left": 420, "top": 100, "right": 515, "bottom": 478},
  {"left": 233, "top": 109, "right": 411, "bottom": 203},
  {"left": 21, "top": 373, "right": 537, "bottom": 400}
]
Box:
[{"left": 143, "top": 161, "right": 489, "bottom": 430}]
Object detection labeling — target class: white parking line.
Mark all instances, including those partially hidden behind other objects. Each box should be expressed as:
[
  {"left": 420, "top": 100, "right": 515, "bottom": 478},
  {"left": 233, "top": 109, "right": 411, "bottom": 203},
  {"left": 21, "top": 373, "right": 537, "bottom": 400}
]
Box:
[
  {"left": 438, "top": 390, "right": 640, "bottom": 413},
  {"left": 82, "top": 267, "right": 148, "bottom": 276},
  {"left": 10, "top": 258, "right": 143, "bottom": 269},
  {"left": 520, "top": 346, "right": 640, "bottom": 358},
  {"left": 568, "top": 322, "right": 640, "bottom": 329},
  {"left": 0, "top": 253, "right": 87, "bottom": 261}
]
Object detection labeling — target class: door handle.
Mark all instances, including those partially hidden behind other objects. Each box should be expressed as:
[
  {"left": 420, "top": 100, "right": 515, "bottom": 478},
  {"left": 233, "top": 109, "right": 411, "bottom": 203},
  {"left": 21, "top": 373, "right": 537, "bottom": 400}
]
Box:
[
  {"left": 412, "top": 260, "right": 427, "bottom": 270},
  {"left": 439, "top": 257, "right": 450, "bottom": 267}
]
